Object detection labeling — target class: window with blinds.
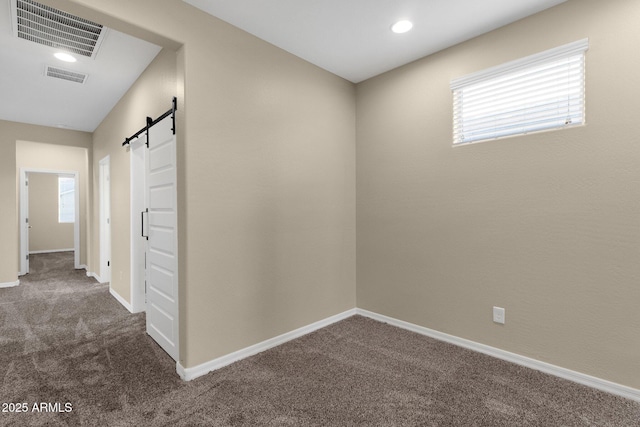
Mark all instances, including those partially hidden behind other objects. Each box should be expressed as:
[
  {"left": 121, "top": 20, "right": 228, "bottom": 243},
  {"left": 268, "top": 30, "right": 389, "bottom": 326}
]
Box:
[
  {"left": 451, "top": 39, "right": 588, "bottom": 146},
  {"left": 58, "top": 175, "right": 75, "bottom": 223}
]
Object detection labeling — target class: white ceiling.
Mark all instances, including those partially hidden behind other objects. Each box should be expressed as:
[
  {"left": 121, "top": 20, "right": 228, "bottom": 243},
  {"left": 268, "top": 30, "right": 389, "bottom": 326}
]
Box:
[
  {"left": 0, "top": 0, "right": 567, "bottom": 133},
  {"left": 185, "top": 0, "right": 567, "bottom": 83},
  {"left": 0, "top": 0, "right": 161, "bottom": 132}
]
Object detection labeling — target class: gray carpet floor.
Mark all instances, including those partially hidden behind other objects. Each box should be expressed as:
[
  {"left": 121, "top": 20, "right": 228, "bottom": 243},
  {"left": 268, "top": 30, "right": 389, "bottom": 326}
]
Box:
[{"left": 1, "top": 252, "right": 639, "bottom": 426}]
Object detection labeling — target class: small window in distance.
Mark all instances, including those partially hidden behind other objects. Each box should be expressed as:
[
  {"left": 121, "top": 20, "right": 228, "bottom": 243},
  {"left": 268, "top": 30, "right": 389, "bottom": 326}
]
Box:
[
  {"left": 59, "top": 175, "right": 75, "bottom": 223},
  {"left": 450, "top": 39, "right": 588, "bottom": 146}
]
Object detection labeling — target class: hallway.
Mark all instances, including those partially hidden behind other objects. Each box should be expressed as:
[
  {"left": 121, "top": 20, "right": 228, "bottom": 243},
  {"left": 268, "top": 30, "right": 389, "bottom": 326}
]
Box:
[{"left": 0, "top": 252, "right": 180, "bottom": 425}]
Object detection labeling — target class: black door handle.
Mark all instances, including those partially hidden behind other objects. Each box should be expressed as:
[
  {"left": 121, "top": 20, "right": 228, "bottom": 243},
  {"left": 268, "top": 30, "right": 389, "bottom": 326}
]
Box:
[{"left": 141, "top": 209, "right": 148, "bottom": 240}]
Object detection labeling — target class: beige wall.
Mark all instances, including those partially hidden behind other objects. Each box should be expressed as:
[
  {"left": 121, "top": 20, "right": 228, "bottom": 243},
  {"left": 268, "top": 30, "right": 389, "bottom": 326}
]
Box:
[
  {"left": 180, "top": 28, "right": 356, "bottom": 369},
  {"left": 356, "top": 0, "right": 640, "bottom": 389},
  {"left": 51, "top": 0, "right": 357, "bottom": 370},
  {"left": 0, "top": 120, "right": 91, "bottom": 284},
  {"left": 183, "top": 48, "right": 356, "bottom": 368},
  {"left": 28, "top": 173, "right": 74, "bottom": 252},
  {"left": 16, "top": 141, "right": 90, "bottom": 266}
]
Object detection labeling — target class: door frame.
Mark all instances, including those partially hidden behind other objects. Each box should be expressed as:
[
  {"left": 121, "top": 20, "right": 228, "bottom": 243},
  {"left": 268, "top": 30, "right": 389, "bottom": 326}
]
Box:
[
  {"left": 129, "top": 137, "right": 147, "bottom": 313},
  {"left": 99, "top": 156, "right": 111, "bottom": 283},
  {"left": 19, "top": 168, "right": 81, "bottom": 276}
]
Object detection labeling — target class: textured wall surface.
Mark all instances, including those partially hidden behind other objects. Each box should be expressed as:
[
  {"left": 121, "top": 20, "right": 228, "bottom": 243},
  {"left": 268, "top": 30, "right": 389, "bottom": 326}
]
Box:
[{"left": 356, "top": 0, "right": 640, "bottom": 389}]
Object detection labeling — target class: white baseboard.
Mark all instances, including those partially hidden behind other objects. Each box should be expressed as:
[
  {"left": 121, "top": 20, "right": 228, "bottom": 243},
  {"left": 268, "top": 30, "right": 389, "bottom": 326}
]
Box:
[
  {"left": 109, "top": 287, "right": 134, "bottom": 313},
  {"left": 77, "top": 265, "right": 88, "bottom": 271},
  {"left": 173, "top": 306, "right": 640, "bottom": 402},
  {"left": 356, "top": 308, "right": 640, "bottom": 403},
  {"left": 86, "top": 271, "right": 104, "bottom": 283},
  {"left": 176, "top": 308, "right": 357, "bottom": 381},
  {"left": 29, "top": 248, "right": 74, "bottom": 254},
  {"left": 0, "top": 279, "right": 20, "bottom": 288}
]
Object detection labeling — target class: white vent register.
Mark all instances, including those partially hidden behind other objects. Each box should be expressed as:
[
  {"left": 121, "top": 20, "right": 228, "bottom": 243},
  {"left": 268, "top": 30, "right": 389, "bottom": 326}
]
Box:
[
  {"left": 45, "top": 66, "right": 87, "bottom": 84},
  {"left": 12, "top": 0, "right": 106, "bottom": 59}
]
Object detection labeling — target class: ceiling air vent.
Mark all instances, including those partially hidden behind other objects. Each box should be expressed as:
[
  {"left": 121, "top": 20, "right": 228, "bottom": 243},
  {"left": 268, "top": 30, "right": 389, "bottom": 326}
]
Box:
[
  {"left": 13, "top": 0, "right": 105, "bottom": 58},
  {"left": 45, "top": 66, "right": 88, "bottom": 84}
]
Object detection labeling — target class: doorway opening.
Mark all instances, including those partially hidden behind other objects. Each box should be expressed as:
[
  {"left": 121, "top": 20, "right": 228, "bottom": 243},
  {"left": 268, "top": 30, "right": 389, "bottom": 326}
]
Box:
[
  {"left": 19, "top": 168, "right": 81, "bottom": 276},
  {"left": 99, "top": 156, "right": 112, "bottom": 284}
]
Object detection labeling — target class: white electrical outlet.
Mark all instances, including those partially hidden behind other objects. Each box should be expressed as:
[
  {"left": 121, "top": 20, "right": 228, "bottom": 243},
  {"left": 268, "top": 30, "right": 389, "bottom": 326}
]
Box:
[{"left": 493, "top": 306, "right": 505, "bottom": 324}]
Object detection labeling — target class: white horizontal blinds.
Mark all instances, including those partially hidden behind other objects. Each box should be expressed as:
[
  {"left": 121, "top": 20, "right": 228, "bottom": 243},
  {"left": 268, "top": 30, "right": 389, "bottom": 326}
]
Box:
[
  {"left": 451, "top": 39, "right": 588, "bottom": 145},
  {"left": 58, "top": 175, "right": 75, "bottom": 223}
]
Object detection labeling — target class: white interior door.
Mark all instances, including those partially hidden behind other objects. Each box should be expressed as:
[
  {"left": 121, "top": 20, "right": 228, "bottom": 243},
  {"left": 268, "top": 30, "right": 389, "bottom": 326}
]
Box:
[
  {"left": 145, "top": 115, "right": 179, "bottom": 361},
  {"left": 99, "top": 157, "right": 111, "bottom": 283}
]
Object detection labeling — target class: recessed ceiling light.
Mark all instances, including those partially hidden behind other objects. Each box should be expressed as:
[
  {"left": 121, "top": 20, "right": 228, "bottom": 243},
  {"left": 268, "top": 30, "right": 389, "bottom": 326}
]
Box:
[
  {"left": 54, "top": 52, "right": 77, "bottom": 63},
  {"left": 391, "top": 20, "right": 413, "bottom": 34}
]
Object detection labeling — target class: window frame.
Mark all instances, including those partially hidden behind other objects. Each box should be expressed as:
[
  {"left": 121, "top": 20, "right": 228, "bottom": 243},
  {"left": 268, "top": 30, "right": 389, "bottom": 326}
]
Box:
[
  {"left": 58, "top": 175, "right": 76, "bottom": 224},
  {"left": 450, "top": 38, "right": 589, "bottom": 146}
]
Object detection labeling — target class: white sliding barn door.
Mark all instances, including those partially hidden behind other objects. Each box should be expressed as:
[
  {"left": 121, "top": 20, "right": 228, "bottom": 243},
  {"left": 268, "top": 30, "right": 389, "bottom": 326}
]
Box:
[{"left": 145, "top": 115, "right": 179, "bottom": 361}]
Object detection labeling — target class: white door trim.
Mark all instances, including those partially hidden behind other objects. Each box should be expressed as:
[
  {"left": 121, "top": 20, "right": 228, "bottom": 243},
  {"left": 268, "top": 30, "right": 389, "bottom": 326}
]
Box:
[
  {"left": 99, "top": 156, "right": 111, "bottom": 284},
  {"left": 19, "top": 168, "right": 81, "bottom": 276},
  {"left": 129, "top": 137, "right": 147, "bottom": 313}
]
